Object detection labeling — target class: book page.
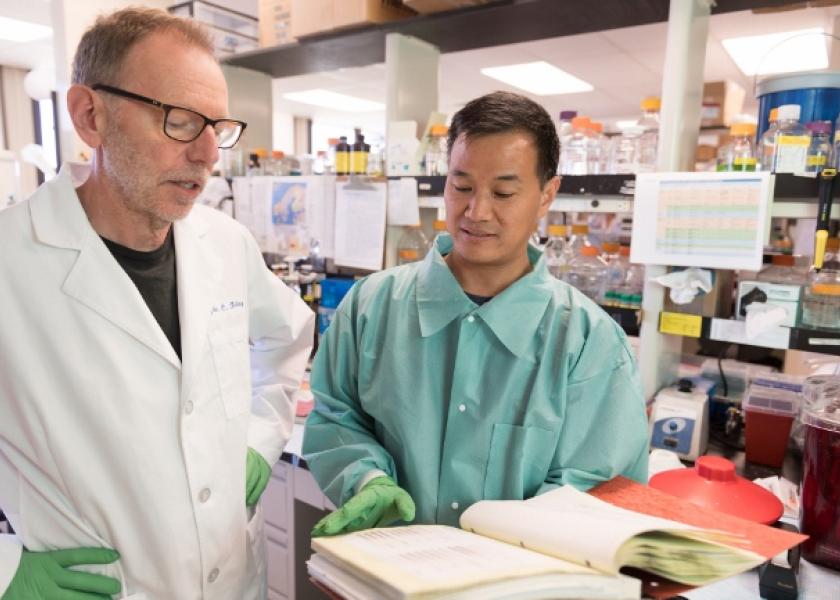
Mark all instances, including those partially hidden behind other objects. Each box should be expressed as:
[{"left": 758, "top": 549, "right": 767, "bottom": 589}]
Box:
[
  {"left": 461, "top": 486, "right": 701, "bottom": 574},
  {"left": 311, "top": 525, "right": 623, "bottom": 598}
]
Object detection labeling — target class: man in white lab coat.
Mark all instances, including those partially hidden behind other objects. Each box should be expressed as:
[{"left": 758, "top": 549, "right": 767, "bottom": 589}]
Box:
[{"left": 0, "top": 8, "right": 314, "bottom": 600}]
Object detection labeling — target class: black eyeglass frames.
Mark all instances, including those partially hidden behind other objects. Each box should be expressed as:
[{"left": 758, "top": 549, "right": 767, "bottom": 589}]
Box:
[{"left": 92, "top": 84, "right": 247, "bottom": 149}]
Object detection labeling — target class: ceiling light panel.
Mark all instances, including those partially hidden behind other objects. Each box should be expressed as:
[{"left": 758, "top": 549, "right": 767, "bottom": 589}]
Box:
[
  {"left": 721, "top": 28, "right": 827, "bottom": 76},
  {"left": 281, "top": 89, "right": 384, "bottom": 112},
  {"left": 0, "top": 16, "right": 51, "bottom": 43},
  {"left": 480, "top": 61, "right": 594, "bottom": 96}
]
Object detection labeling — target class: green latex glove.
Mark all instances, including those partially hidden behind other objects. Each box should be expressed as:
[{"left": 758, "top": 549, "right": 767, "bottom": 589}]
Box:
[
  {"left": 311, "top": 476, "right": 415, "bottom": 538},
  {"left": 246, "top": 447, "right": 272, "bottom": 507},
  {"left": 2, "top": 547, "right": 121, "bottom": 600}
]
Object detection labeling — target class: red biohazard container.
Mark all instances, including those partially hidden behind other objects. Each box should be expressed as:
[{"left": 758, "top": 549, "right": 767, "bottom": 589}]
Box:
[
  {"left": 742, "top": 385, "right": 799, "bottom": 468},
  {"left": 649, "top": 455, "right": 783, "bottom": 525}
]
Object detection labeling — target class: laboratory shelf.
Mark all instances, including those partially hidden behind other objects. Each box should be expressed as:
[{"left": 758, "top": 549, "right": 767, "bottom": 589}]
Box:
[
  {"left": 407, "top": 173, "right": 839, "bottom": 218},
  {"left": 658, "top": 311, "right": 840, "bottom": 357},
  {"left": 224, "top": 0, "right": 792, "bottom": 78}
]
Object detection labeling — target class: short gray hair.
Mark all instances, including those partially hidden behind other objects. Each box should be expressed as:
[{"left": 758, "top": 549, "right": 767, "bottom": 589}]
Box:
[{"left": 72, "top": 7, "right": 215, "bottom": 86}]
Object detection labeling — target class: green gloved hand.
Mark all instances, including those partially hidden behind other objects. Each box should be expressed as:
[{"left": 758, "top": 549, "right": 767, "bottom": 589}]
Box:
[
  {"left": 2, "top": 547, "right": 121, "bottom": 600},
  {"left": 246, "top": 447, "right": 272, "bottom": 507},
  {"left": 311, "top": 476, "right": 415, "bottom": 538}
]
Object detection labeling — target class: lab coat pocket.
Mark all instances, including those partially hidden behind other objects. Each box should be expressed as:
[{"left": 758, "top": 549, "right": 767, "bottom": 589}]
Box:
[
  {"left": 483, "top": 423, "right": 559, "bottom": 501},
  {"left": 209, "top": 326, "right": 251, "bottom": 418}
]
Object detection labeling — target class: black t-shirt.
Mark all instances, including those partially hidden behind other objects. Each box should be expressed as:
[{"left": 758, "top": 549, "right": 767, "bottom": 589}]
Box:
[
  {"left": 101, "top": 228, "right": 181, "bottom": 359},
  {"left": 465, "top": 292, "right": 493, "bottom": 306}
]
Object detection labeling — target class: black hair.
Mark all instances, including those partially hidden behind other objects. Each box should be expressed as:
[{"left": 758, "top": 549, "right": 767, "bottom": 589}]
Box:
[{"left": 447, "top": 91, "right": 559, "bottom": 186}]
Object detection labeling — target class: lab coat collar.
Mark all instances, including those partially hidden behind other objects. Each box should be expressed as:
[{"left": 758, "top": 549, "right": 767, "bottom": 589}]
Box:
[
  {"left": 28, "top": 163, "right": 219, "bottom": 371},
  {"left": 30, "top": 163, "right": 94, "bottom": 250},
  {"left": 416, "top": 234, "right": 553, "bottom": 357}
]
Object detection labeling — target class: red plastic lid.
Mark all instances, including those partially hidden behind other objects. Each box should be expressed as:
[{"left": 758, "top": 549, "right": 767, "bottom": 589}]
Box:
[{"left": 649, "top": 456, "right": 783, "bottom": 525}]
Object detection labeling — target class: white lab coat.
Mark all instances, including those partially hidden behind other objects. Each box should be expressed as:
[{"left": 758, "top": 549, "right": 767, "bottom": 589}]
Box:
[{"left": 0, "top": 165, "right": 315, "bottom": 599}]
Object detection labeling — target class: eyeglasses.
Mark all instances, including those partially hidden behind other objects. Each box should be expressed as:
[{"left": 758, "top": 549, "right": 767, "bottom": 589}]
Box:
[{"left": 91, "top": 84, "right": 247, "bottom": 149}]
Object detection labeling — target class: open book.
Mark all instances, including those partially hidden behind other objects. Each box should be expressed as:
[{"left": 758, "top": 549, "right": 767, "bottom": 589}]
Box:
[{"left": 308, "top": 477, "right": 806, "bottom": 600}]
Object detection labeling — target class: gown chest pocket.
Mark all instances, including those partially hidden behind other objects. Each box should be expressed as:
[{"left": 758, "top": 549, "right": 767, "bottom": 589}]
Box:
[
  {"left": 208, "top": 313, "right": 251, "bottom": 418},
  {"left": 483, "top": 423, "right": 560, "bottom": 501}
]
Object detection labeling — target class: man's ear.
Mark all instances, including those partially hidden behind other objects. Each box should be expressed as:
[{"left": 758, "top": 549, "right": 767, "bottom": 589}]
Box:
[
  {"left": 66, "top": 84, "right": 108, "bottom": 149},
  {"left": 538, "top": 175, "right": 560, "bottom": 219}
]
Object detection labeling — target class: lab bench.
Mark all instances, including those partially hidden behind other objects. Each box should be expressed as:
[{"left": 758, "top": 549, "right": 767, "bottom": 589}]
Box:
[
  {"left": 264, "top": 424, "right": 334, "bottom": 600},
  {"left": 269, "top": 424, "right": 840, "bottom": 600}
]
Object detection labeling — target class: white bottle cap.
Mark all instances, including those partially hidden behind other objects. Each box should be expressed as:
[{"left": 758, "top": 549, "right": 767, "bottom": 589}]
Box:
[{"left": 777, "top": 104, "right": 801, "bottom": 121}]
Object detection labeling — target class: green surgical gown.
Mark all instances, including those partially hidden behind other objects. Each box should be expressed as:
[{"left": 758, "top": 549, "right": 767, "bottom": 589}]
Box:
[{"left": 303, "top": 234, "right": 648, "bottom": 527}]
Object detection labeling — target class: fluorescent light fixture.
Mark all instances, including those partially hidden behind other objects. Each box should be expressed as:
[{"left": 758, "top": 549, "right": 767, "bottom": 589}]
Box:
[
  {"left": 722, "top": 28, "right": 827, "bottom": 76},
  {"left": 281, "top": 89, "right": 384, "bottom": 112},
  {"left": 0, "top": 16, "right": 51, "bottom": 43},
  {"left": 480, "top": 61, "right": 593, "bottom": 96}
]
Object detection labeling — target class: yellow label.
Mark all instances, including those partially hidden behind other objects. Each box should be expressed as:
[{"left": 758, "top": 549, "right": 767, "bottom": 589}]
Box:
[
  {"left": 777, "top": 135, "right": 811, "bottom": 146},
  {"left": 659, "top": 312, "right": 702, "bottom": 338},
  {"left": 351, "top": 151, "right": 368, "bottom": 174},
  {"left": 335, "top": 151, "right": 350, "bottom": 173},
  {"left": 733, "top": 157, "right": 757, "bottom": 167},
  {"left": 807, "top": 155, "right": 827, "bottom": 166}
]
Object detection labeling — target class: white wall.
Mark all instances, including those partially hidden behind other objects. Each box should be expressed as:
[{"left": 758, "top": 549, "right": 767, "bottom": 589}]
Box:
[{"left": 50, "top": 0, "right": 172, "bottom": 162}]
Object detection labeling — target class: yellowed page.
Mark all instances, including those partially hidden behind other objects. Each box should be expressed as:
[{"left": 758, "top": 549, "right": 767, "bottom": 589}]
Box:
[
  {"left": 311, "top": 524, "right": 611, "bottom": 597},
  {"left": 459, "top": 486, "right": 704, "bottom": 574}
]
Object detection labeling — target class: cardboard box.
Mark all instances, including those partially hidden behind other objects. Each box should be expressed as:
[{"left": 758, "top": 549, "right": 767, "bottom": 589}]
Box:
[
  {"left": 291, "top": 0, "right": 414, "bottom": 38},
  {"left": 259, "top": 0, "right": 294, "bottom": 47},
  {"left": 402, "top": 0, "right": 492, "bottom": 14},
  {"left": 702, "top": 80, "right": 746, "bottom": 128},
  {"left": 335, "top": 0, "right": 415, "bottom": 29}
]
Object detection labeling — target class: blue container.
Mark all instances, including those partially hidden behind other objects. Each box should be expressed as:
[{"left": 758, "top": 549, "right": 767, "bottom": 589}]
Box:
[
  {"left": 318, "top": 277, "right": 356, "bottom": 336},
  {"left": 756, "top": 70, "right": 840, "bottom": 141}
]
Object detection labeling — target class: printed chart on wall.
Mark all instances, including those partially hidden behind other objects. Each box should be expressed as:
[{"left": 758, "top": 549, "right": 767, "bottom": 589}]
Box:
[{"left": 630, "top": 172, "right": 773, "bottom": 271}]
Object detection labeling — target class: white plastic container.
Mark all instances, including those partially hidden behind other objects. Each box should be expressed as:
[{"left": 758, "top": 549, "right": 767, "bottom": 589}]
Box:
[
  {"left": 566, "top": 245, "right": 607, "bottom": 302},
  {"left": 772, "top": 104, "right": 811, "bottom": 173}
]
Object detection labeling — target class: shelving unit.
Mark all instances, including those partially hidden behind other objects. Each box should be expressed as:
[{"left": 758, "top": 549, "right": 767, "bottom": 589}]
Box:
[
  {"left": 658, "top": 311, "right": 840, "bottom": 357},
  {"left": 224, "top": 0, "right": 788, "bottom": 78}
]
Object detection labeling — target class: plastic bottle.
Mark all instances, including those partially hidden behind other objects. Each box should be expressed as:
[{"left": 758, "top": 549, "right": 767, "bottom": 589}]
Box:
[
  {"left": 800, "top": 267, "right": 840, "bottom": 330},
  {"left": 824, "top": 237, "right": 840, "bottom": 268},
  {"left": 620, "top": 247, "right": 645, "bottom": 309},
  {"left": 586, "top": 121, "right": 607, "bottom": 175},
  {"left": 716, "top": 122, "right": 757, "bottom": 171},
  {"left": 756, "top": 254, "right": 807, "bottom": 285},
  {"left": 557, "top": 110, "right": 577, "bottom": 147},
  {"left": 568, "top": 223, "right": 593, "bottom": 255},
  {"left": 601, "top": 242, "right": 627, "bottom": 306},
  {"left": 805, "top": 121, "right": 832, "bottom": 173},
  {"left": 560, "top": 116, "right": 591, "bottom": 175},
  {"left": 424, "top": 124, "right": 449, "bottom": 176},
  {"left": 637, "top": 96, "right": 661, "bottom": 172},
  {"left": 758, "top": 108, "right": 779, "bottom": 172},
  {"left": 335, "top": 136, "right": 350, "bottom": 175},
  {"left": 566, "top": 245, "right": 608, "bottom": 301},
  {"left": 396, "top": 225, "right": 429, "bottom": 265},
  {"left": 834, "top": 112, "right": 840, "bottom": 169},
  {"left": 609, "top": 125, "right": 644, "bottom": 174},
  {"left": 772, "top": 104, "right": 810, "bottom": 174},
  {"left": 431, "top": 219, "right": 447, "bottom": 245},
  {"left": 544, "top": 224, "right": 570, "bottom": 280}
]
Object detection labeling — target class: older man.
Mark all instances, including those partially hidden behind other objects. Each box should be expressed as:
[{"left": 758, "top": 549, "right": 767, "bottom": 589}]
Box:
[{"left": 0, "top": 8, "right": 313, "bottom": 599}]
